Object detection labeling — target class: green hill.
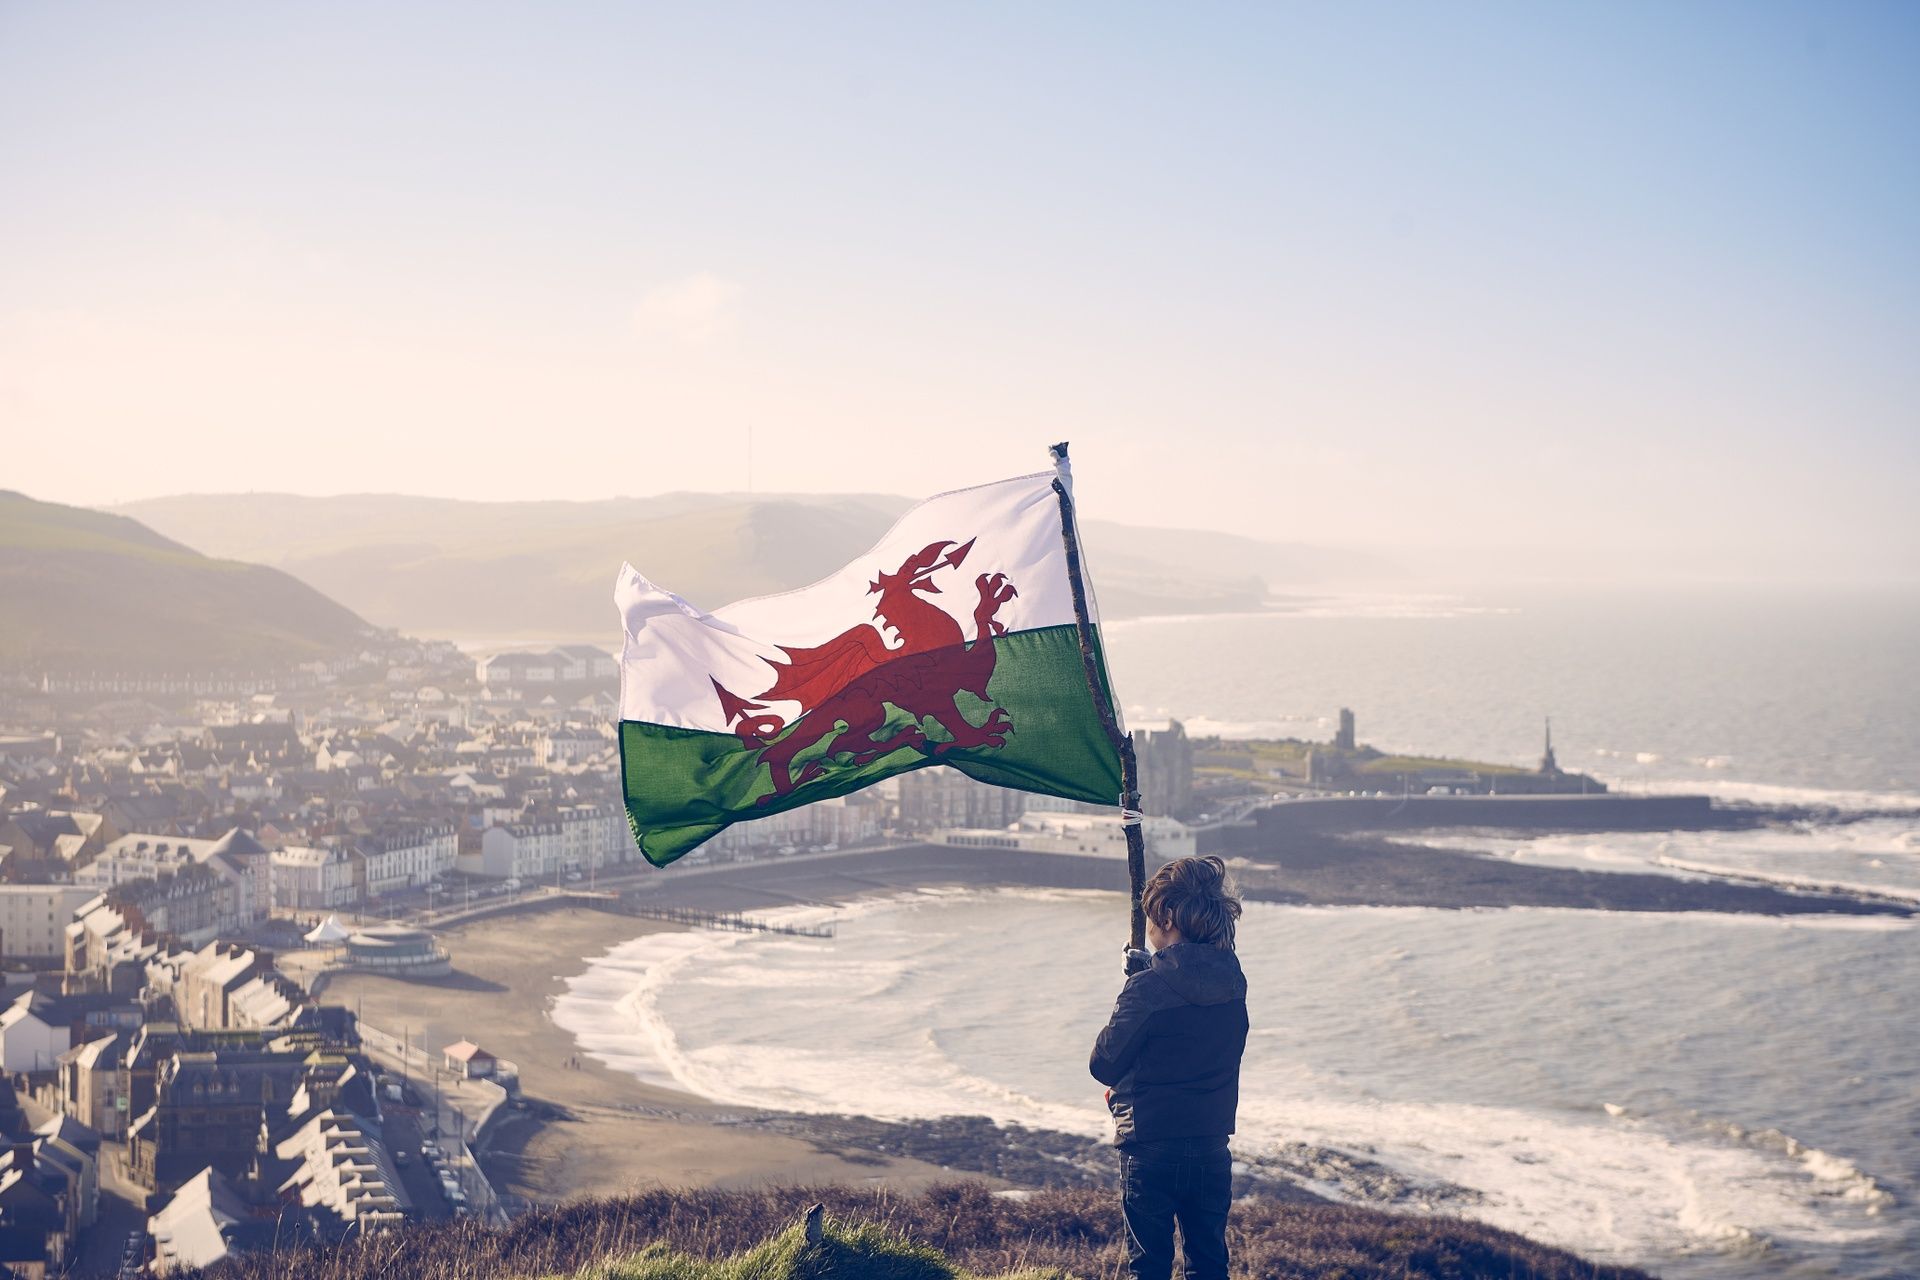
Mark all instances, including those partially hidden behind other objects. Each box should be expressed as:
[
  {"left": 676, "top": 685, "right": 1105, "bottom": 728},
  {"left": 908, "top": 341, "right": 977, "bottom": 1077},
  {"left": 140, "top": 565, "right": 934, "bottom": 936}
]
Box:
[
  {"left": 114, "top": 493, "right": 1401, "bottom": 642},
  {"left": 0, "top": 490, "right": 375, "bottom": 673}
]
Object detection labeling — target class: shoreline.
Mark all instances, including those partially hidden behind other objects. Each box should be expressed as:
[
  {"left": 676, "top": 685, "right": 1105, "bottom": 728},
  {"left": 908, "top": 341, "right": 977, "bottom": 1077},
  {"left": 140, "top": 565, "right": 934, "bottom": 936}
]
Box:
[
  {"left": 319, "top": 897, "right": 1476, "bottom": 1220},
  {"left": 620, "top": 827, "right": 1915, "bottom": 920},
  {"left": 1229, "top": 831, "right": 1918, "bottom": 916},
  {"left": 312, "top": 818, "right": 1912, "bottom": 1268}
]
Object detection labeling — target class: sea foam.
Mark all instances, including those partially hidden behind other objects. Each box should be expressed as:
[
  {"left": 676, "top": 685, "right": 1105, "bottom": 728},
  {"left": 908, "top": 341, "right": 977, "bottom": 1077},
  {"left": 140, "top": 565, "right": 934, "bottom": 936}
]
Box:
[{"left": 551, "top": 889, "right": 1915, "bottom": 1277}]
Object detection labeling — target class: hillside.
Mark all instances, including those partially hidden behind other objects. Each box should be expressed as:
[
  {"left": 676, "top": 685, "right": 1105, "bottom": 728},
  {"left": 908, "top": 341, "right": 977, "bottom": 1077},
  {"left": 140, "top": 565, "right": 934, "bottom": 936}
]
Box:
[
  {"left": 0, "top": 490, "right": 374, "bottom": 673},
  {"left": 114, "top": 492, "right": 1401, "bottom": 641},
  {"left": 179, "top": 1182, "right": 1655, "bottom": 1280}
]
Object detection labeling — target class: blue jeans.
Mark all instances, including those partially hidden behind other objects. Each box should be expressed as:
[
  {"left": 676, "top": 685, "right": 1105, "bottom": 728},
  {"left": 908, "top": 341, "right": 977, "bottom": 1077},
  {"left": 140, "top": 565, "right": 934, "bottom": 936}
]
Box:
[{"left": 1118, "top": 1137, "right": 1231, "bottom": 1280}]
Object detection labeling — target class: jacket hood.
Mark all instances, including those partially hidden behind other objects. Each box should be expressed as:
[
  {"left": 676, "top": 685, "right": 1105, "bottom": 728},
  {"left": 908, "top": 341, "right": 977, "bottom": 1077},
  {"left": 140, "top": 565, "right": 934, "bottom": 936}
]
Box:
[{"left": 1150, "top": 942, "right": 1247, "bottom": 1005}]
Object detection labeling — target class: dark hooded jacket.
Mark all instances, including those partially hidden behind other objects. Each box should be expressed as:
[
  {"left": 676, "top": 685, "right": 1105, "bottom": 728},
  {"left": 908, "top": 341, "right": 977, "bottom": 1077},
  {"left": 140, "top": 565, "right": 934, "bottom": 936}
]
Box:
[{"left": 1089, "top": 942, "right": 1249, "bottom": 1146}]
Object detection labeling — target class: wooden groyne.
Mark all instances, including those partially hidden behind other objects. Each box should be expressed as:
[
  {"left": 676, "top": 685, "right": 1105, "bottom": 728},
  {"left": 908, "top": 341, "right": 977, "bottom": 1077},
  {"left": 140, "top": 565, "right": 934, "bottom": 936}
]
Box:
[
  {"left": 396, "top": 887, "right": 834, "bottom": 937},
  {"left": 614, "top": 901, "right": 834, "bottom": 938}
]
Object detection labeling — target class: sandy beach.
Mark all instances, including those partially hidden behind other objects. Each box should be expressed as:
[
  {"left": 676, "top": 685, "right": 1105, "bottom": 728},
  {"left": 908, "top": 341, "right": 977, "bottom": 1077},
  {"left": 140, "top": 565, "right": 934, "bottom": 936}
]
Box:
[{"left": 319, "top": 904, "right": 973, "bottom": 1209}]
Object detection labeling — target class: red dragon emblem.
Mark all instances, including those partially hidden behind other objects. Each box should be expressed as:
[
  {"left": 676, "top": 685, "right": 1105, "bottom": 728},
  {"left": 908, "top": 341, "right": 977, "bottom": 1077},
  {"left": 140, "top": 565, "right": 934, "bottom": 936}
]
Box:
[{"left": 711, "top": 538, "right": 1020, "bottom": 804}]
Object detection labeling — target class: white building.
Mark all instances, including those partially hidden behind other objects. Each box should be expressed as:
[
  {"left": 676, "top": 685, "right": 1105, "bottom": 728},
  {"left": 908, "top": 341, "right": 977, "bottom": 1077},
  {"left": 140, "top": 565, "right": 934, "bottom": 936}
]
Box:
[
  {"left": 82, "top": 829, "right": 270, "bottom": 914},
  {"left": 0, "top": 990, "right": 72, "bottom": 1073},
  {"left": 227, "top": 974, "right": 301, "bottom": 1030},
  {"left": 205, "top": 829, "right": 272, "bottom": 924},
  {"left": 453, "top": 739, "right": 535, "bottom": 775},
  {"left": 227, "top": 772, "right": 282, "bottom": 803},
  {"left": 477, "top": 646, "right": 616, "bottom": 689},
  {"left": 313, "top": 744, "right": 364, "bottom": 772},
  {"left": 463, "top": 803, "right": 629, "bottom": 880},
  {"left": 78, "top": 834, "right": 216, "bottom": 890},
  {"left": 350, "top": 824, "right": 458, "bottom": 895},
  {"left": 148, "top": 1167, "right": 251, "bottom": 1275},
  {"left": 934, "top": 811, "right": 1196, "bottom": 861},
  {"left": 59, "top": 1033, "right": 125, "bottom": 1136},
  {"left": 556, "top": 802, "right": 629, "bottom": 871},
  {"left": 272, "top": 1105, "right": 410, "bottom": 1229},
  {"left": 271, "top": 846, "right": 358, "bottom": 911},
  {"left": 77, "top": 831, "right": 263, "bottom": 937},
  {"left": 468, "top": 819, "right": 563, "bottom": 881},
  {"left": 536, "top": 727, "right": 606, "bottom": 767},
  {"left": 446, "top": 770, "right": 506, "bottom": 802},
  {"left": 708, "top": 793, "right": 884, "bottom": 856},
  {"left": 475, "top": 652, "right": 559, "bottom": 687},
  {"left": 551, "top": 645, "right": 618, "bottom": 681},
  {"left": 0, "top": 885, "right": 98, "bottom": 963}
]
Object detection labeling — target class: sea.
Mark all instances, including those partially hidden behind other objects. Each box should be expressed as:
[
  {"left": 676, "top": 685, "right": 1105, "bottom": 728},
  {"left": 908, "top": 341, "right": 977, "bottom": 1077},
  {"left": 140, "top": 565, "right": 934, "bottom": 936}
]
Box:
[{"left": 552, "top": 585, "right": 1920, "bottom": 1280}]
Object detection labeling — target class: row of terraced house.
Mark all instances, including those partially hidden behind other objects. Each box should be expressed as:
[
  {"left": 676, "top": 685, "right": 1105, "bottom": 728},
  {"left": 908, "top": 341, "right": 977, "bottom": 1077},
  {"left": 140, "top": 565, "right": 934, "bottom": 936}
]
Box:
[{"left": 0, "top": 908, "right": 403, "bottom": 1276}]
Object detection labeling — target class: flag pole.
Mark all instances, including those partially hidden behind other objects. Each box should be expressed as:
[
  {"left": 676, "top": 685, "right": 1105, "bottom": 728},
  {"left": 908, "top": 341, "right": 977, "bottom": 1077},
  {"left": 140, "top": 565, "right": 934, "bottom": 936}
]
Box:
[{"left": 1048, "top": 442, "right": 1149, "bottom": 950}]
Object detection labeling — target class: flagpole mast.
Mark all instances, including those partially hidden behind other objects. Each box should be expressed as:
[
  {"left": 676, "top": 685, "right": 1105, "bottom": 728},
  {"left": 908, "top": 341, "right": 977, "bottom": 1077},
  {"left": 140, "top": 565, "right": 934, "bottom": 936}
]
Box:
[{"left": 1048, "top": 442, "right": 1149, "bottom": 951}]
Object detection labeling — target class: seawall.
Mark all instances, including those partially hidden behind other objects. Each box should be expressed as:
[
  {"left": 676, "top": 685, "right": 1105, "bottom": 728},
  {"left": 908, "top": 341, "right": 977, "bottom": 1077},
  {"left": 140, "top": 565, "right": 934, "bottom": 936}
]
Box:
[{"left": 1199, "top": 792, "right": 1724, "bottom": 853}]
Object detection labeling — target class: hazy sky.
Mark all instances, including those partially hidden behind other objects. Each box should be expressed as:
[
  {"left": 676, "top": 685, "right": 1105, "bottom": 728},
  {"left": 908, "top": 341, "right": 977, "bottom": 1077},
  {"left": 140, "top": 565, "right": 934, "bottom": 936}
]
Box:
[{"left": 2, "top": 2, "right": 1915, "bottom": 579}]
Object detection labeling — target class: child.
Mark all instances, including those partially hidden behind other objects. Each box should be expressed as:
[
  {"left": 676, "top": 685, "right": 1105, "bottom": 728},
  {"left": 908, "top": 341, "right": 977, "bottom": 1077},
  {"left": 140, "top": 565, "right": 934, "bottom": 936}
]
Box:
[{"left": 1089, "top": 855, "right": 1248, "bottom": 1280}]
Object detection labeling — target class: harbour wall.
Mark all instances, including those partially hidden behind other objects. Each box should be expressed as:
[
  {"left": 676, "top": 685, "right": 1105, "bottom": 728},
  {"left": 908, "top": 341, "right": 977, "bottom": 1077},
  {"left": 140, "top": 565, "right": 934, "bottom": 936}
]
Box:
[{"left": 1198, "top": 792, "right": 1724, "bottom": 853}]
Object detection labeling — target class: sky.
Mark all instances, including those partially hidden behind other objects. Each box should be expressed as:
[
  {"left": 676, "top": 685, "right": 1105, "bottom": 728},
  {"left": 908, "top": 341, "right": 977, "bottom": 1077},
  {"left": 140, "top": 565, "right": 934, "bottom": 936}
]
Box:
[{"left": 1, "top": 1, "right": 1916, "bottom": 581}]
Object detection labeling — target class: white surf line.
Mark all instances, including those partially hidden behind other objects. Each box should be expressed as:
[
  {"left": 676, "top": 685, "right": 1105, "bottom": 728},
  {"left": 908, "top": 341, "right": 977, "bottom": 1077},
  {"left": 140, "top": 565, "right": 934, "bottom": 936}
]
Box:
[{"left": 1653, "top": 855, "right": 1920, "bottom": 909}]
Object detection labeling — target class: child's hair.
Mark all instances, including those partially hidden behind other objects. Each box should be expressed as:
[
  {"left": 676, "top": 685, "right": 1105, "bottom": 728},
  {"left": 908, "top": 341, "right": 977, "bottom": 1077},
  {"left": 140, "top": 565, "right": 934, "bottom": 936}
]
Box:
[{"left": 1141, "top": 855, "right": 1242, "bottom": 950}]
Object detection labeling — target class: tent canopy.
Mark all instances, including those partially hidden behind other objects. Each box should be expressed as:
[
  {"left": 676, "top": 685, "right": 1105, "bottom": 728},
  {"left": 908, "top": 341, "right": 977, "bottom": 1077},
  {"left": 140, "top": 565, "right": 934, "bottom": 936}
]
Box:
[{"left": 304, "top": 915, "right": 351, "bottom": 944}]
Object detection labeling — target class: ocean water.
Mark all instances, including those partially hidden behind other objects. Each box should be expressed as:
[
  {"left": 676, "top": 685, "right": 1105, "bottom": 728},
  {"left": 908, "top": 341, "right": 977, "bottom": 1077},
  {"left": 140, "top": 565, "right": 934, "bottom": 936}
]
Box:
[
  {"left": 1104, "top": 584, "right": 1920, "bottom": 805},
  {"left": 555, "top": 585, "right": 1920, "bottom": 1278},
  {"left": 553, "top": 891, "right": 1918, "bottom": 1278}
]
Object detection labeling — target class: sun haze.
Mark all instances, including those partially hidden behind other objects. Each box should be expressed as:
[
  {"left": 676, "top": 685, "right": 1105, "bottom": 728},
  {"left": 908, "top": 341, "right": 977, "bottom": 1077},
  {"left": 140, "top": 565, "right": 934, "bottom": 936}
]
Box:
[{"left": 1, "top": 3, "right": 1915, "bottom": 582}]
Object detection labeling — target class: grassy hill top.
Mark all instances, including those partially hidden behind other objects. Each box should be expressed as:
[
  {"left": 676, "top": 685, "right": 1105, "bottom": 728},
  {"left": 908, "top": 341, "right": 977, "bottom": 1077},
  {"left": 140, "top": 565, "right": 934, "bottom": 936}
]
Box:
[
  {"left": 114, "top": 492, "right": 1400, "bottom": 641},
  {"left": 0, "top": 490, "right": 374, "bottom": 673},
  {"left": 553, "top": 1218, "right": 1065, "bottom": 1280},
  {"left": 179, "top": 1182, "right": 1654, "bottom": 1280}
]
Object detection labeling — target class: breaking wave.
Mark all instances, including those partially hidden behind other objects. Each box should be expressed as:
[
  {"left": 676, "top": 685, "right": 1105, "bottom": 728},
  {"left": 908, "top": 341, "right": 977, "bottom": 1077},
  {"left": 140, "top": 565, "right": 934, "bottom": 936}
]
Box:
[
  {"left": 1394, "top": 821, "right": 1920, "bottom": 909},
  {"left": 552, "top": 891, "right": 1916, "bottom": 1277},
  {"left": 1604, "top": 776, "right": 1920, "bottom": 813},
  {"left": 1652, "top": 856, "right": 1920, "bottom": 908}
]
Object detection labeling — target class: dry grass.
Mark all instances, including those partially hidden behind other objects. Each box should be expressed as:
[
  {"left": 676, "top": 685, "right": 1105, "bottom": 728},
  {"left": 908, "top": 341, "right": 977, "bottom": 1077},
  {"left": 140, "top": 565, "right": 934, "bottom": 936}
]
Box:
[
  {"left": 170, "top": 1182, "right": 1655, "bottom": 1280},
  {"left": 559, "top": 1216, "right": 1069, "bottom": 1279}
]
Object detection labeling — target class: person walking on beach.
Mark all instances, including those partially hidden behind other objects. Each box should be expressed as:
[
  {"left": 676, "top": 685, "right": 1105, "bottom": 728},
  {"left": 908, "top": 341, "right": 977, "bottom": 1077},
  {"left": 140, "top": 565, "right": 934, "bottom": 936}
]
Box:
[{"left": 1090, "top": 855, "right": 1248, "bottom": 1280}]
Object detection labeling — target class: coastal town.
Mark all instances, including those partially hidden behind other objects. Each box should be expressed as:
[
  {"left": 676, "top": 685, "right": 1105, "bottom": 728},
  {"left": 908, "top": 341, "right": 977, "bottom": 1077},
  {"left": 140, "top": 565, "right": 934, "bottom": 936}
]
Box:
[{"left": 0, "top": 635, "right": 1633, "bottom": 1277}]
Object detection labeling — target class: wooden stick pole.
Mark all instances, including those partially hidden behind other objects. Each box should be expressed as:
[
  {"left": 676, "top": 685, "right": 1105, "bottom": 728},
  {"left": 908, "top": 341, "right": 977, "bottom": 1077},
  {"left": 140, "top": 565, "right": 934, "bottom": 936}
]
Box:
[{"left": 1048, "top": 442, "right": 1149, "bottom": 950}]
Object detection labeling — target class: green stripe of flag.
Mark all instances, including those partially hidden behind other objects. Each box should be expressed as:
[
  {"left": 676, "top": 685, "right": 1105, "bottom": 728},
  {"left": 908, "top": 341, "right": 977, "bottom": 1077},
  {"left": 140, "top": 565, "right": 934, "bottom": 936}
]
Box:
[{"left": 619, "top": 623, "right": 1123, "bottom": 866}]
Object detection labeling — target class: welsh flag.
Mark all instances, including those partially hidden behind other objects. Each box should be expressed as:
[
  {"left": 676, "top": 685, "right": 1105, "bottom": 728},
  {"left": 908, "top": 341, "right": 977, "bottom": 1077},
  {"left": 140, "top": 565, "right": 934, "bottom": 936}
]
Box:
[{"left": 613, "top": 455, "right": 1125, "bottom": 866}]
